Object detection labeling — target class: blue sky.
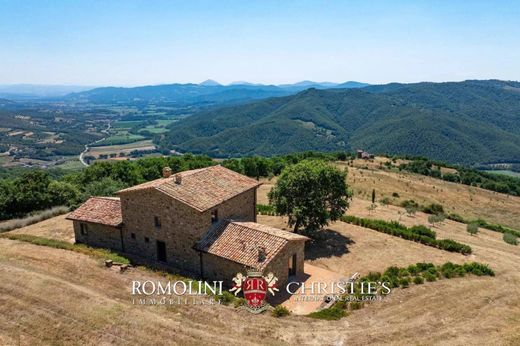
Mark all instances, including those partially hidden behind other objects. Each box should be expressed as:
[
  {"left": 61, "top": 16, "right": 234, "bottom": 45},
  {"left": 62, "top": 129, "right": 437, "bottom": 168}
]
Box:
[{"left": 1, "top": 0, "right": 519, "bottom": 86}]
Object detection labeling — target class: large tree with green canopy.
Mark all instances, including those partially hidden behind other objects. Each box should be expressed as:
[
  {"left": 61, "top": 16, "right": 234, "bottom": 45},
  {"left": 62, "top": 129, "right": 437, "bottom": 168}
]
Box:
[{"left": 268, "top": 160, "right": 351, "bottom": 234}]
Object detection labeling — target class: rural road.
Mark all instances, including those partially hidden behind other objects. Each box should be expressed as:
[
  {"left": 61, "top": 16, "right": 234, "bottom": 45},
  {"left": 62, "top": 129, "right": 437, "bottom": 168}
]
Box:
[{"left": 79, "top": 123, "right": 111, "bottom": 166}]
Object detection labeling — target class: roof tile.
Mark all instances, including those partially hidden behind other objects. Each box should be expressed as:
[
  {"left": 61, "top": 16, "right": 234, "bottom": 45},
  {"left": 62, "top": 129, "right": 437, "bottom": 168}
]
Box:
[
  {"left": 196, "top": 220, "right": 308, "bottom": 270},
  {"left": 66, "top": 197, "right": 122, "bottom": 227},
  {"left": 117, "top": 165, "right": 261, "bottom": 212}
]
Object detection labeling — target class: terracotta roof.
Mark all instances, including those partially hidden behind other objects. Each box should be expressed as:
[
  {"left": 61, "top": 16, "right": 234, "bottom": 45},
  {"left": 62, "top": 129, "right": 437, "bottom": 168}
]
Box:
[
  {"left": 117, "top": 165, "right": 261, "bottom": 212},
  {"left": 66, "top": 197, "right": 122, "bottom": 227},
  {"left": 195, "top": 220, "right": 308, "bottom": 270}
]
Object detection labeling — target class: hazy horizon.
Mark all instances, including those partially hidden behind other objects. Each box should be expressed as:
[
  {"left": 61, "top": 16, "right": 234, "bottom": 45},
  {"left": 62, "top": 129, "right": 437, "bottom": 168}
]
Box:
[{"left": 1, "top": 1, "right": 520, "bottom": 86}]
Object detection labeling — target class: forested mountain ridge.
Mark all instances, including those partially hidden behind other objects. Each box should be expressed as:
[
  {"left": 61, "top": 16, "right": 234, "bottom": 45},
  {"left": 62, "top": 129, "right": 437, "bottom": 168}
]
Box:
[
  {"left": 63, "top": 81, "right": 369, "bottom": 105},
  {"left": 161, "top": 80, "right": 520, "bottom": 164}
]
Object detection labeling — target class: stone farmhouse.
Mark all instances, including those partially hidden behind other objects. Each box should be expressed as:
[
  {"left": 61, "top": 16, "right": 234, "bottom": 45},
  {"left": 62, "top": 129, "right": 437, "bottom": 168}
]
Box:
[{"left": 67, "top": 165, "right": 308, "bottom": 285}]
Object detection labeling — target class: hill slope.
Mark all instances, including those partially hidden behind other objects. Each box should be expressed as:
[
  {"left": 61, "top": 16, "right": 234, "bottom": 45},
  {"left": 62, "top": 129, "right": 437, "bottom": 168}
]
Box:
[
  {"left": 64, "top": 81, "right": 368, "bottom": 106},
  {"left": 162, "top": 80, "right": 520, "bottom": 164}
]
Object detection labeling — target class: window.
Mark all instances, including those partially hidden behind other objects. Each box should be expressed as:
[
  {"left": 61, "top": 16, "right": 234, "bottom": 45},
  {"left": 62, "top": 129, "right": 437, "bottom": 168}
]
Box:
[
  {"left": 80, "top": 223, "right": 88, "bottom": 236},
  {"left": 131, "top": 233, "right": 136, "bottom": 239},
  {"left": 211, "top": 209, "right": 218, "bottom": 223},
  {"left": 144, "top": 237, "right": 150, "bottom": 243},
  {"left": 154, "top": 216, "right": 161, "bottom": 228}
]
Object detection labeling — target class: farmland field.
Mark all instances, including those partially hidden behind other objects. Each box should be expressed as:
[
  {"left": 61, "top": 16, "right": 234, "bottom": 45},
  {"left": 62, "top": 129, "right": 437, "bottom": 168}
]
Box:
[
  {"left": 3, "top": 168, "right": 519, "bottom": 345},
  {"left": 86, "top": 140, "right": 156, "bottom": 158}
]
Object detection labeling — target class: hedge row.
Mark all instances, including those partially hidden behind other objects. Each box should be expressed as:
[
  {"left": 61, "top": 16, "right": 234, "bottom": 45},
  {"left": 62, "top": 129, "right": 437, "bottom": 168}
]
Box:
[{"left": 341, "top": 215, "right": 472, "bottom": 254}]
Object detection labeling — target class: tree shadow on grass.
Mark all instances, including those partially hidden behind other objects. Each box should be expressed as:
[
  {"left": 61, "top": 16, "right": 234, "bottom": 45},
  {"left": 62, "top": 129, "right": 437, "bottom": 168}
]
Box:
[{"left": 303, "top": 228, "right": 354, "bottom": 260}]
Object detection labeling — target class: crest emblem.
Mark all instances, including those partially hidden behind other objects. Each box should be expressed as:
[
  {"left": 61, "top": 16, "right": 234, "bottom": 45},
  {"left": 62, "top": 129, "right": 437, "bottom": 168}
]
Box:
[{"left": 230, "top": 270, "right": 279, "bottom": 313}]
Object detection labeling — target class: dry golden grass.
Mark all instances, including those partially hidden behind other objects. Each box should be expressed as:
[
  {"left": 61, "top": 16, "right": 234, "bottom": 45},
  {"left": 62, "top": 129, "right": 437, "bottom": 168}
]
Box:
[
  {"left": 339, "top": 160, "right": 520, "bottom": 230},
  {"left": 10, "top": 213, "right": 75, "bottom": 243},
  {"left": 1, "top": 161, "right": 520, "bottom": 345}
]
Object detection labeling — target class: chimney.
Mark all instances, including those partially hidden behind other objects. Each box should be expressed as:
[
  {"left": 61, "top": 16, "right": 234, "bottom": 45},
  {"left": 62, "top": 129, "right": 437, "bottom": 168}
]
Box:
[
  {"left": 257, "top": 247, "right": 266, "bottom": 263},
  {"left": 174, "top": 173, "right": 182, "bottom": 184},
  {"left": 162, "top": 167, "right": 172, "bottom": 178}
]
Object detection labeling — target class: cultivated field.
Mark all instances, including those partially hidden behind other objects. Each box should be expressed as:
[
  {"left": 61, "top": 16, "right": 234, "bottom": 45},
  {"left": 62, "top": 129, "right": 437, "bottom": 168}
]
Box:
[{"left": 86, "top": 140, "right": 156, "bottom": 158}]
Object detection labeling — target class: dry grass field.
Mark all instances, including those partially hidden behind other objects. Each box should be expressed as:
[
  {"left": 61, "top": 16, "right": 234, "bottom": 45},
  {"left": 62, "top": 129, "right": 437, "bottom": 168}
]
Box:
[
  {"left": 258, "top": 159, "right": 520, "bottom": 230},
  {"left": 1, "top": 160, "right": 520, "bottom": 345}
]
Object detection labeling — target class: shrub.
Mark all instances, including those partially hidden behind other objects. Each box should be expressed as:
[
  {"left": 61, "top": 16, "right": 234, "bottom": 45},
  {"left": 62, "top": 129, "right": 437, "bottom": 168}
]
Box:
[
  {"left": 448, "top": 213, "right": 465, "bottom": 223},
  {"left": 503, "top": 232, "right": 518, "bottom": 246},
  {"left": 349, "top": 301, "right": 364, "bottom": 310},
  {"left": 366, "top": 272, "right": 382, "bottom": 281},
  {"left": 416, "top": 262, "right": 435, "bottom": 272},
  {"left": 423, "top": 272, "right": 437, "bottom": 282},
  {"left": 380, "top": 197, "right": 391, "bottom": 206},
  {"left": 214, "top": 291, "right": 235, "bottom": 305},
  {"left": 399, "top": 268, "right": 410, "bottom": 277},
  {"left": 428, "top": 213, "right": 446, "bottom": 226},
  {"left": 399, "top": 277, "right": 411, "bottom": 288},
  {"left": 407, "top": 264, "right": 419, "bottom": 275},
  {"left": 272, "top": 305, "right": 291, "bottom": 317},
  {"left": 467, "top": 223, "right": 479, "bottom": 236},
  {"left": 233, "top": 298, "right": 247, "bottom": 308},
  {"left": 401, "top": 199, "right": 419, "bottom": 209},
  {"left": 422, "top": 203, "right": 444, "bottom": 215},
  {"left": 413, "top": 276, "right": 424, "bottom": 284},
  {"left": 256, "top": 204, "right": 277, "bottom": 216},
  {"left": 341, "top": 215, "right": 471, "bottom": 254},
  {"left": 463, "top": 262, "right": 495, "bottom": 276},
  {"left": 308, "top": 305, "right": 347, "bottom": 320},
  {"left": 410, "top": 225, "right": 436, "bottom": 239}
]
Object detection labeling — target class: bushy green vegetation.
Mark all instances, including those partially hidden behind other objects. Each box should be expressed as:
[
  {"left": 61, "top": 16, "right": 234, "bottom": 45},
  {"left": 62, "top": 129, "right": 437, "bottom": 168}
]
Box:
[
  {"left": 163, "top": 80, "right": 520, "bottom": 164},
  {"left": 307, "top": 303, "right": 348, "bottom": 320},
  {"left": 467, "top": 223, "right": 479, "bottom": 236},
  {"left": 221, "top": 151, "right": 351, "bottom": 179},
  {"left": 269, "top": 160, "right": 350, "bottom": 233},
  {"left": 503, "top": 232, "right": 518, "bottom": 246},
  {"left": 272, "top": 305, "right": 291, "bottom": 317},
  {"left": 0, "top": 154, "right": 215, "bottom": 220},
  {"left": 0, "top": 233, "right": 130, "bottom": 264},
  {"left": 341, "top": 215, "right": 472, "bottom": 254},
  {"left": 400, "top": 158, "right": 520, "bottom": 196},
  {"left": 256, "top": 204, "right": 277, "bottom": 215}
]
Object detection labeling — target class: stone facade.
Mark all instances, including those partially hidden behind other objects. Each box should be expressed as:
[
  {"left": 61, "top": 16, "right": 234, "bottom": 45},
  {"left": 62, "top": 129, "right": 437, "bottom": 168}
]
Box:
[
  {"left": 72, "top": 221, "right": 123, "bottom": 252},
  {"left": 119, "top": 187, "right": 257, "bottom": 275},
  {"left": 68, "top": 166, "right": 307, "bottom": 287},
  {"left": 263, "top": 240, "right": 305, "bottom": 286},
  {"left": 201, "top": 240, "right": 305, "bottom": 287}
]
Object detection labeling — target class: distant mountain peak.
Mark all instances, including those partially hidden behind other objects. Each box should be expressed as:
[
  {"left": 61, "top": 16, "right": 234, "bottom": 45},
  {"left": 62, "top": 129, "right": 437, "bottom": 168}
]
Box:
[{"left": 199, "top": 79, "right": 221, "bottom": 86}]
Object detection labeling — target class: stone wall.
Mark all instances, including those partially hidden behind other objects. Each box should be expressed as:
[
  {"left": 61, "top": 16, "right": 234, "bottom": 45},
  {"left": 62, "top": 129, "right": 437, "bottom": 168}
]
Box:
[
  {"left": 264, "top": 240, "right": 306, "bottom": 287},
  {"left": 200, "top": 240, "right": 305, "bottom": 288},
  {"left": 200, "top": 253, "right": 247, "bottom": 287},
  {"left": 73, "top": 221, "right": 123, "bottom": 252},
  {"left": 118, "top": 187, "right": 258, "bottom": 276}
]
